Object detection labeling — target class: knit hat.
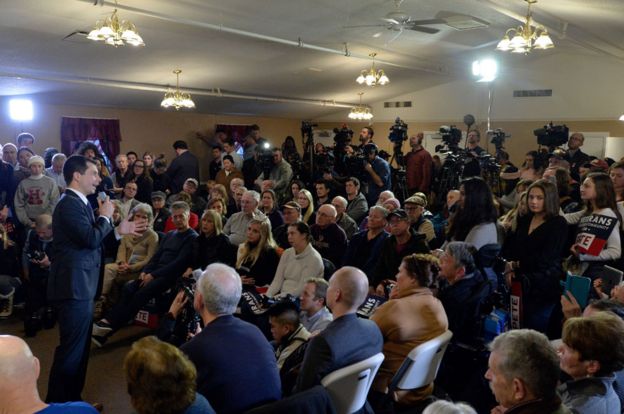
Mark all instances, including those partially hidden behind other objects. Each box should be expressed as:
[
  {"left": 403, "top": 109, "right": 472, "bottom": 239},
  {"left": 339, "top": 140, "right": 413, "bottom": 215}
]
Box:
[
  {"left": 382, "top": 198, "right": 401, "bottom": 211},
  {"left": 151, "top": 191, "right": 166, "bottom": 200},
  {"left": 28, "top": 155, "right": 45, "bottom": 167}
]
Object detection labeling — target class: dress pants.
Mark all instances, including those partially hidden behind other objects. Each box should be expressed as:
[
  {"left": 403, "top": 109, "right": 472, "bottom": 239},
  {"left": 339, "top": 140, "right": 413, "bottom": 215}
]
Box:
[
  {"left": 46, "top": 299, "right": 93, "bottom": 402},
  {"left": 107, "top": 276, "right": 172, "bottom": 331}
]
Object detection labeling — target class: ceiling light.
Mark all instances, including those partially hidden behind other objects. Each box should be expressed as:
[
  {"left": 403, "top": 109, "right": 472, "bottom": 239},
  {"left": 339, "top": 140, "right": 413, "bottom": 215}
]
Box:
[
  {"left": 348, "top": 93, "right": 373, "bottom": 120},
  {"left": 496, "top": 0, "right": 553, "bottom": 54},
  {"left": 356, "top": 53, "right": 390, "bottom": 87},
  {"left": 161, "top": 69, "right": 195, "bottom": 110},
  {"left": 87, "top": 8, "right": 145, "bottom": 47},
  {"left": 9, "top": 99, "right": 33, "bottom": 121},
  {"left": 619, "top": 114, "right": 624, "bottom": 121},
  {"left": 472, "top": 59, "right": 498, "bottom": 82}
]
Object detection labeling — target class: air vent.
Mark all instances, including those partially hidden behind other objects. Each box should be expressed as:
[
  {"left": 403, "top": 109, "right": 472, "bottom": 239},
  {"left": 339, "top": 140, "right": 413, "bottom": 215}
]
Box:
[
  {"left": 513, "top": 89, "right": 553, "bottom": 97},
  {"left": 384, "top": 101, "right": 412, "bottom": 108}
]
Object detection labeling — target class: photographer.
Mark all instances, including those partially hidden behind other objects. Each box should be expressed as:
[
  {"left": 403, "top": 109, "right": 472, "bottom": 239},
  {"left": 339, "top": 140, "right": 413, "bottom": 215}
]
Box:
[
  {"left": 405, "top": 132, "right": 433, "bottom": 195},
  {"left": 358, "top": 127, "right": 374, "bottom": 150},
  {"left": 463, "top": 130, "right": 485, "bottom": 177},
  {"left": 255, "top": 147, "right": 293, "bottom": 204},
  {"left": 362, "top": 143, "right": 392, "bottom": 205},
  {"left": 565, "top": 132, "right": 591, "bottom": 181}
]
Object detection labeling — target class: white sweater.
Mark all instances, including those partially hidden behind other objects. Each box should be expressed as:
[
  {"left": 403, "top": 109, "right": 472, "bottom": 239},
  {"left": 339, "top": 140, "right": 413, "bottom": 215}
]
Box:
[{"left": 267, "top": 243, "right": 324, "bottom": 297}]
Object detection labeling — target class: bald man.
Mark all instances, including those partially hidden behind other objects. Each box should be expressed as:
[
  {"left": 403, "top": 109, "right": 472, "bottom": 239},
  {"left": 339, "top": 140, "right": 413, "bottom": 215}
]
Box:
[
  {"left": 310, "top": 204, "right": 347, "bottom": 268},
  {"left": 295, "top": 267, "right": 383, "bottom": 392},
  {"left": 0, "top": 335, "right": 98, "bottom": 414}
]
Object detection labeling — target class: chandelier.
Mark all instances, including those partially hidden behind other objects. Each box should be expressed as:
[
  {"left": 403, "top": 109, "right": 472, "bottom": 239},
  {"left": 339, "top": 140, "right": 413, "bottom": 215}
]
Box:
[
  {"left": 87, "top": 8, "right": 145, "bottom": 47},
  {"left": 356, "top": 53, "right": 390, "bottom": 86},
  {"left": 161, "top": 70, "right": 196, "bottom": 110},
  {"left": 348, "top": 93, "right": 373, "bottom": 120},
  {"left": 496, "top": 0, "right": 554, "bottom": 54}
]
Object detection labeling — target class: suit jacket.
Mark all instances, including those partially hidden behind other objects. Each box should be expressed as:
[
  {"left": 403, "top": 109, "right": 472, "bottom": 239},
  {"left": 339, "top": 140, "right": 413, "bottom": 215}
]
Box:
[
  {"left": 296, "top": 313, "right": 383, "bottom": 392},
  {"left": 48, "top": 190, "right": 112, "bottom": 301},
  {"left": 167, "top": 150, "right": 200, "bottom": 194}
]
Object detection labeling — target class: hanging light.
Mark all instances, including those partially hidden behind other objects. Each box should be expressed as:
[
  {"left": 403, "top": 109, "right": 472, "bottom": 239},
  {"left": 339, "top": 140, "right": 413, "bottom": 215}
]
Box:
[
  {"left": 87, "top": 8, "right": 145, "bottom": 47},
  {"left": 348, "top": 93, "right": 373, "bottom": 120},
  {"left": 161, "top": 69, "right": 196, "bottom": 110},
  {"left": 496, "top": 0, "right": 553, "bottom": 54},
  {"left": 356, "top": 53, "right": 390, "bottom": 87}
]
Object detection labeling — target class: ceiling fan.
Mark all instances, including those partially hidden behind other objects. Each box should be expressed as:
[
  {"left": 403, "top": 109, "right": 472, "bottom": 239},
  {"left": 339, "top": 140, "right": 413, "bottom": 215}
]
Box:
[{"left": 344, "top": 0, "right": 445, "bottom": 36}]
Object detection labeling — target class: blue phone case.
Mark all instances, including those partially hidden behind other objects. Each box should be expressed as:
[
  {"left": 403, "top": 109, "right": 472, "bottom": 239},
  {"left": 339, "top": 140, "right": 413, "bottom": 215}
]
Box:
[{"left": 561, "top": 273, "right": 592, "bottom": 309}]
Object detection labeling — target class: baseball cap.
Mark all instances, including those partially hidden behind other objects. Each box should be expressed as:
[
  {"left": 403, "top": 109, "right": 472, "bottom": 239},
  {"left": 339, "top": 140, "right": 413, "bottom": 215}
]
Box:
[
  {"left": 283, "top": 201, "right": 301, "bottom": 213},
  {"left": 185, "top": 178, "right": 199, "bottom": 187},
  {"left": 590, "top": 159, "right": 608, "bottom": 171},
  {"left": 151, "top": 191, "right": 166, "bottom": 200},
  {"left": 387, "top": 209, "right": 409, "bottom": 221}
]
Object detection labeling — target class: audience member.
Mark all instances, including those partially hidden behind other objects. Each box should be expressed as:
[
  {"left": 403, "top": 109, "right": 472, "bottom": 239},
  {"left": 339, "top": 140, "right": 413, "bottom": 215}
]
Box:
[
  {"left": 272, "top": 201, "right": 301, "bottom": 249},
  {"left": 314, "top": 180, "right": 332, "bottom": 209},
  {"left": 422, "top": 401, "right": 476, "bottom": 414},
  {"left": 485, "top": 329, "right": 568, "bottom": 414},
  {"left": 209, "top": 146, "right": 223, "bottom": 180},
  {"left": 124, "top": 336, "right": 215, "bottom": 414},
  {"left": 370, "top": 253, "right": 448, "bottom": 406},
  {"left": 310, "top": 204, "right": 347, "bottom": 268},
  {"left": 2, "top": 143, "right": 18, "bottom": 166},
  {"left": 130, "top": 159, "right": 153, "bottom": 203},
  {"left": 260, "top": 189, "right": 284, "bottom": 230},
  {"left": 503, "top": 180, "right": 568, "bottom": 334},
  {"left": 500, "top": 151, "right": 544, "bottom": 182},
  {"left": 16, "top": 132, "right": 35, "bottom": 148},
  {"left": 45, "top": 153, "right": 67, "bottom": 192},
  {"left": 118, "top": 181, "right": 140, "bottom": 218},
  {"left": 565, "top": 132, "right": 590, "bottom": 181},
  {"left": 168, "top": 140, "right": 200, "bottom": 194},
  {"left": 126, "top": 151, "right": 138, "bottom": 166},
  {"left": 345, "top": 177, "right": 369, "bottom": 224},
  {"left": 215, "top": 154, "right": 244, "bottom": 196},
  {"left": 362, "top": 143, "right": 392, "bottom": 205},
  {"left": 0, "top": 335, "right": 99, "bottom": 414},
  {"left": 111, "top": 154, "right": 131, "bottom": 196},
  {"left": 14, "top": 156, "right": 60, "bottom": 229},
  {"left": 227, "top": 181, "right": 245, "bottom": 217},
  {"left": 299, "top": 277, "right": 333, "bottom": 335},
  {"left": 256, "top": 148, "right": 293, "bottom": 204},
  {"left": 221, "top": 139, "right": 243, "bottom": 170},
  {"left": 557, "top": 313, "right": 624, "bottom": 413},
  {"left": 151, "top": 191, "right": 170, "bottom": 233},
  {"left": 295, "top": 266, "right": 383, "bottom": 391},
  {"left": 297, "top": 188, "right": 316, "bottom": 225},
  {"left": 181, "top": 263, "right": 281, "bottom": 413},
  {"left": 188, "top": 209, "right": 236, "bottom": 274},
  {"left": 267, "top": 221, "right": 324, "bottom": 298},
  {"left": 236, "top": 218, "right": 280, "bottom": 287},
  {"left": 14, "top": 147, "right": 34, "bottom": 183},
  {"left": 404, "top": 194, "right": 435, "bottom": 243},
  {"left": 343, "top": 206, "right": 390, "bottom": 284},
  {"left": 405, "top": 132, "right": 433, "bottom": 194},
  {"left": 268, "top": 301, "right": 311, "bottom": 370},
  {"left": 168, "top": 178, "right": 206, "bottom": 216},
  {"left": 373, "top": 209, "right": 429, "bottom": 288},
  {"left": 223, "top": 190, "right": 265, "bottom": 245},
  {"left": 332, "top": 196, "right": 358, "bottom": 239},
  {"left": 151, "top": 156, "right": 171, "bottom": 193}
]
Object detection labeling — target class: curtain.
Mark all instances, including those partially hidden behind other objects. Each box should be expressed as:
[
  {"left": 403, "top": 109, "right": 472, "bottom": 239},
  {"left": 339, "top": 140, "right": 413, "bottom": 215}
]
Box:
[
  {"left": 216, "top": 124, "right": 251, "bottom": 147},
  {"left": 60, "top": 117, "right": 122, "bottom": 160}
]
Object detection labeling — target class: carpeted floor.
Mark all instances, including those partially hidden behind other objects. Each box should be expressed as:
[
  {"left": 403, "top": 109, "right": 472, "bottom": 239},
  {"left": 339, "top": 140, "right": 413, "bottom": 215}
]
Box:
[{"left": 0, "top": 308, "right": 154, "bottom": 414}]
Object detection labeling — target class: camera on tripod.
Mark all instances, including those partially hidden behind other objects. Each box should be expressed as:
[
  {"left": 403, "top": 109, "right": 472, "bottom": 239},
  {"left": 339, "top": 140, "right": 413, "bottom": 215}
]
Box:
[
  {"left": 388, "top": 117, "right": 408, "bottom": 144},
  {"left": 333, "top": 124, "right": 354, "bottom": 148},
  {"left": 435, "top": 125, "right": 462, "bottom": 153},
  {"left": 488, "top": 128, "right": 511, "bottom": 150},
  {"left": 533, "top": 122, "right": 569, "bottom": 148},
  {"left": 256, "top": 139, "right": 274, "bottom": 177}
]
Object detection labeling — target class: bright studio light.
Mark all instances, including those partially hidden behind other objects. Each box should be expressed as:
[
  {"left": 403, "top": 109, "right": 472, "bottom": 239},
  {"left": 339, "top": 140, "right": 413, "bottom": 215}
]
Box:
[
  {"left": 472, "top": 59, "right": 498, "bottom": 82},
  {"left": 9, "top": 99, "right": 33, "bottom": 121}
]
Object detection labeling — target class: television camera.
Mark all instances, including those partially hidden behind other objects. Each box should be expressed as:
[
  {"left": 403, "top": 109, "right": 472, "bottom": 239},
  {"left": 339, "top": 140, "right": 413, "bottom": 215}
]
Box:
[{"left": 533, "top": 122, "right": 569, "bottom": 149}]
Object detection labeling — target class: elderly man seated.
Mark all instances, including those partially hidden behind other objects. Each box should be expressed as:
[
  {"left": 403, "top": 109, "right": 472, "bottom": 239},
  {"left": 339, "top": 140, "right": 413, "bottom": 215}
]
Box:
[
  {"left": 310, "top": 204, "right": 347, "bottom": 268},
  {"left": 223, "top": 190, "right": 265, "bottom": 245},
  {"left": 0, "top": 335, "right": 98, "bottom": 413},
  {"left": 181, "top": 263, "right": 281, "bottom": 414}
]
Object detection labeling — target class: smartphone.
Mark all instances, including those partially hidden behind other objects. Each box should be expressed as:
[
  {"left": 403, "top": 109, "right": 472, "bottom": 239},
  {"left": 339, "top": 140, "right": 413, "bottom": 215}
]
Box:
[
  {"left": 561, "top": 272, "right": 592, "bottom": 309},
  {"left": 601, "top": 266, "right": 623, "bottom": 297},
  {"left": 98, "top": 191, "right": 107, "bottom": 202}
]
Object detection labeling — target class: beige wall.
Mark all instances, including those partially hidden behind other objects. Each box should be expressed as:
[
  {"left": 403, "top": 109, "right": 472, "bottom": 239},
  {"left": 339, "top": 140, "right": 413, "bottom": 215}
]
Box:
[{"left": 0, "top": 102, "right": 302, "bottom": 179}]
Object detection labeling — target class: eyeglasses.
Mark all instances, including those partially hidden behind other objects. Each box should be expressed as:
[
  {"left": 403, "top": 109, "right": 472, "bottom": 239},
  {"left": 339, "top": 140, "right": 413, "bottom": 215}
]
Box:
[{"left": 134, "top": 164, "right": 145, "bottom": 169}]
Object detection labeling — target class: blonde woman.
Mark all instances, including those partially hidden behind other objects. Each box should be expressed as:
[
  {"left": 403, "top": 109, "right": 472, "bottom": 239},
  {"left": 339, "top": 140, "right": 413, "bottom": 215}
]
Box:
[
  {"left": 297, "top": 189, "right": 316, "bottom": 225},
  {"left": 187, "top": 209, "right": 235, "bottom": 274},
  {"left": 236, "top": 218, "right": 280, "bottom": 287}
]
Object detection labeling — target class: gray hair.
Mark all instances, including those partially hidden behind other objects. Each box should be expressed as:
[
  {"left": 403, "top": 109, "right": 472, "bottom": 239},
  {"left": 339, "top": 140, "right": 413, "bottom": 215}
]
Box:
[
  {"left": 369, "top": 205, "right": 389, "bottom": 218},
  {"left": 332, "top": 196, "right": 347, "bottom": 209},
  {"left": 244, "top": 190, "right": 260, "bottom": 203},
  {"left": 196, "top": 263, "right": 242, "bottom": 315},
  {"left": 306, "top": 277, "right": 329, "bottom": 302},
  {"left": 422, "top": 401, "right": 477, "bottom": 414},
  {"left": 130, "top": 203, "right": 154, "bottom": 226},
  {"left": 170, "top": 201, "right": 190, "bottom": 214},
  {"left": 489, "top": 329, "right": 560, "bottom": 401},
  {"left": 51, "top": 153, "right": 67, "bottom": 163},
  {"left": 445, "top": 242, "right": 476, "bottom": 273}
]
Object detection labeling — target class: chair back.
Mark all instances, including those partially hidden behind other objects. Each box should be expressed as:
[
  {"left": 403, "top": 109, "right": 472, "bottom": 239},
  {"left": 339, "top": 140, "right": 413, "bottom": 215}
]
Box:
[
  {"left": 389, "top": 330, "right": 453, "bottom": 391},
  {"left": 320, "top": 352, "right": 385, "bottom": 414}
]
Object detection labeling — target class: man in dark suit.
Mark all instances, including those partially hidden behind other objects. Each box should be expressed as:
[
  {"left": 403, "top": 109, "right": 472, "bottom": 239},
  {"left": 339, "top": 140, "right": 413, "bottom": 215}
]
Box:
[
  {"left": 46, "top": 155, "right": 144, "bottom": 402},
  {"left": 167, "top": 140, "right": 199, "bottom": 194},
  {"left": 295, "top": 266, "right": 383, "bottom": 392},
  {"left": 181, "top": 263, "right": 281, "bottom": 414}
]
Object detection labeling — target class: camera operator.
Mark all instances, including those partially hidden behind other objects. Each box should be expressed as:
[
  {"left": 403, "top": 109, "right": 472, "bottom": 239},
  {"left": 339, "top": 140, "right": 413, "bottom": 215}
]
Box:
[
  {"left": 255, "top": 147, "right": 293, "bottom": 204},
  {"left": 362, "top": 143, "right": 392, "bottom": 206},
  {"left": 405, "top": 132, "right": 433, "bottom": 195},
  {"left": 463, "top": 130, "right": 485, "bottom": 177},
  {"left": 564, "top": 132, "right": 590, "bottom": 181},
  {"left": 358, "top": 127, "right": 375, "bottom": 150}
]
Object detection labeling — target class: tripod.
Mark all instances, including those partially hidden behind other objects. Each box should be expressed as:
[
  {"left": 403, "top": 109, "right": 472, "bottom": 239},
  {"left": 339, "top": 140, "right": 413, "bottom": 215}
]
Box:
[{"left": 389, "top": 141, "right": 409, "bottom": 203}]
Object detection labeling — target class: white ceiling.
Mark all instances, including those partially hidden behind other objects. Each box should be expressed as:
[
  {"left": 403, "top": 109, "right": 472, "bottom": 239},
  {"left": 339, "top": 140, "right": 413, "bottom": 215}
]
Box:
[{"left": 0, "top": 0, "right": 623, "bottom": 118}]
